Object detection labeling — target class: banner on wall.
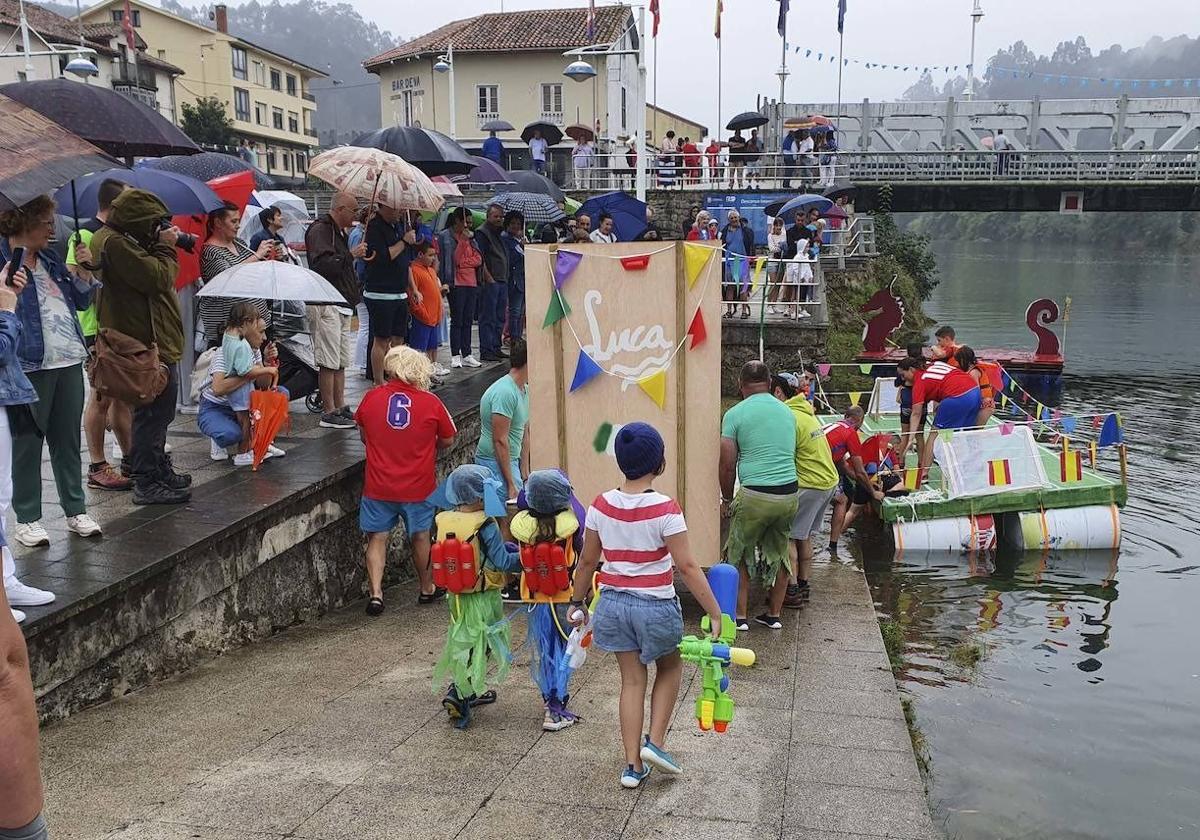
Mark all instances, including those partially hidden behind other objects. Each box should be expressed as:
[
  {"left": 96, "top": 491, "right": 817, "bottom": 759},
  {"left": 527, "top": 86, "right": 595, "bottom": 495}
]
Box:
[{"left": 703, "top": 192, "right": 791, "bottom": 247}]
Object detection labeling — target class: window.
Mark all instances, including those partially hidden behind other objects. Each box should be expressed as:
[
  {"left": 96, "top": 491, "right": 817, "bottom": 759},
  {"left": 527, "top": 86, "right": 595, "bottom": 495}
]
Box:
[
  {"left": 252, "top": 60, "right": 265, "bottom": 86},
  {"left": 272, "top": 107, "right": 283, "bottom": 130},
  {"left": 111, "top": 8, "right": 140, "bottom": 25},
  {"left": 476, "top": 84, "right": 498, "bottom": 116},
  {"left": 269, "top": 69, "right": 281, "bottom": 91},
  {"left": 231, "top": 47, "right": 247, "bottom": 81},
  {"left": 401, "top": 90, "right": 415, "bottom": 127},
  {"left": 295, "top": 152, "right": 307, "bottom": 173},
  {"left": 287, "top": 112, "right": 299, "bottom": 133},
  {"left": 157, "top": 49, "right": 166, "bottom": 59},
  {"left": 234, "top": 88, "right": 250, "bottom": 121},
  {"left": 254, "top": 102, "right": 266, "bottom": 125},
  {"left": 620, "top": 87, "right": 627, "bottom": 131},
  {"left": 540, "top": 83, "right": 563, "bottom": 114},
  {"left": 266, "top": 150, "right": 276, "bottom": 171},
  {"left": 286, "top": 74, "right": 297, "bottom": 96}
]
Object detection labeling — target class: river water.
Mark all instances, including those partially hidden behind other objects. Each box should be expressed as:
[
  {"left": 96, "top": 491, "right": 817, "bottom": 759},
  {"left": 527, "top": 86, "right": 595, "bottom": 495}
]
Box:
[{"left": 858, "top": 239, "right": 1200, "bottom": 840}]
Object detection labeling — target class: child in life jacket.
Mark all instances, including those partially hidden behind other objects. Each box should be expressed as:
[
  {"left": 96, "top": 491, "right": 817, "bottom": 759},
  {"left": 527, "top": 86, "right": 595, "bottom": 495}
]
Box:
[
  {"left": 510, "top": 470, "right": 587, "bottom": 732},
  {"left": 431, "top": 464, "right": 520, "bottom": 729},
  {"left": 568, "top": 422, "right": 723, "bottom": 790}
]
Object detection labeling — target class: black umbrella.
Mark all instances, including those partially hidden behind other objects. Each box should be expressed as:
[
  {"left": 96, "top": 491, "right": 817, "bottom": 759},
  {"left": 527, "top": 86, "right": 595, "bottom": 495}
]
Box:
[
  {"left": 0, "top": 79, "right": 198, "bottom": 160},
  {"left": 480, "top": 119, "right": 515, "bottom": 132},
  {"left": 726, "top": 111, "right": 769, "bottom": 131},
  {"left": 351, "top": 126, "right": 475, "bottom": 177},
  {"left": 491, "top": 192, "right": 566, "bottom": 225},
  {"left": 138, "top": 152, "right": 277, "bottom": 190},
  {"left": 0, "top": 94, "right": 120, "bottom": 211},
  {"left": 521, "top": 121, "right": 564, "bottom": 147},
  {"left": 823, "top": 183, "right": 856, "bottom": 202},
  {"left": 506, "top": 170, "right": 565, "bottom": 203}
]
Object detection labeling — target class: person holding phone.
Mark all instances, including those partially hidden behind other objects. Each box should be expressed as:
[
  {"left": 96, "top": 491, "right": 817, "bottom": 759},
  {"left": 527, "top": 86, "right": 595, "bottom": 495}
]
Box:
[
  {"left": 248, "top": 205, "right": 297, "bottom": 264},
  {"left": 0, "top": 195, "right": 101, "bottom": 551}
]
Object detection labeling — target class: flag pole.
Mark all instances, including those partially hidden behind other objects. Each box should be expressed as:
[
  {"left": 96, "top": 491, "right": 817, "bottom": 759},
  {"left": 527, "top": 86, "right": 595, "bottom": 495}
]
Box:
[
  {"left": 835, "top": 28, "right": 844, "bottom": 132},
  {"left": 717, "top": 37, "right": 723, "bottom": 144},
  {"left": 652, "top": 34, "right": 658, "bottom": 149}
]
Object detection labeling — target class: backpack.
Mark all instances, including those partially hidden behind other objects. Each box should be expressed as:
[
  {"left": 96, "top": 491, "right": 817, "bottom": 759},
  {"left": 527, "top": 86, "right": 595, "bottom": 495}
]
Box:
[{"left": 91, "top": 327, "right": 169, "bottom": 407}]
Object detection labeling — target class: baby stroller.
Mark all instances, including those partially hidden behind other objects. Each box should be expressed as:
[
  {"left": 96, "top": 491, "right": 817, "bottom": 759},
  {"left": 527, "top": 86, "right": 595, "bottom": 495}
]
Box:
[{"left": 271, "top": 300, "right": 322, "bottom": 414}]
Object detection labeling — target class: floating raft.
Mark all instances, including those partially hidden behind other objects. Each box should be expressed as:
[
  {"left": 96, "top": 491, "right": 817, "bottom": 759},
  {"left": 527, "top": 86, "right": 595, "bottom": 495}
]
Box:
[{"left": 854, "top": 347, "right": 1064, "bottom": 378}]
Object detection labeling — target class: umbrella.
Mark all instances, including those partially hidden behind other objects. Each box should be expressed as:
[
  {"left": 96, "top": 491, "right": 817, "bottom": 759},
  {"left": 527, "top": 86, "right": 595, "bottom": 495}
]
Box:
[
  {"left": 980, "top": 135, "right": 995, "bottom": 149},
  {"left": 490, "top": 192, "right": 566, "bottom": 225},
  {"left": 237, "top": 190, "right": 312, "bottom": 250},
  {"left": 0, "top": 95, "right": 119, "bottom": 211},
  {"left": 565, "top": 123, "right": 595, "bottom": 143},
  {"left": 308, "top": 146, "right": 444, "bottom": 213},
  {"left": 822, "top": 183, "right": 856, "bottom": 202},
  {"left": 250, "top": 387, "right": 290, "bottom": 470},
  {"left": 782, "top": 116, "right": 809, "bottom": 130},
  {"left": 172, "top": 170, "right": 257, "bottom": 291},
  {"left": 197, "top": 259, "right": 347, "bottom": 304},
  {"left": 0, "top": 79, "right": 198, "bottom": 159},
  {"left": 140, "top": 152, "right": 276, "bottom": 190},
  {"left": 507, "top": 170, "right": 565, "bottom": 203},
  {"left": 456, "top": 156, "right": 514, "bottom": 189},
  {"left": 577, "top": 191, "right": 648, "bottom": 242},
  {"left": 351, "top": 126, "right": 475, "bottom": 177},
  {"left": 480, "top": 119, "right": 515, "bottom": 132},
  {"left": 54, "top": 168, "right": 224, "bottom": 218},
  {"left": 765, "top": 194, "right": 834, "bottom": 219},
  {"left": 726, "top": 111, "right": 769, "bottom": 131},
  {"left": 809, "top": 124, "right": 835, "bottom": 135},
  {"left": 432, "top": 176, "right": 464, "bottom": 198},
  {"left": 521, "top": 121, "right": 564, "bottom": 147},
  {"left": 821, "top": 205, "right": 849, "bottom": 220}
]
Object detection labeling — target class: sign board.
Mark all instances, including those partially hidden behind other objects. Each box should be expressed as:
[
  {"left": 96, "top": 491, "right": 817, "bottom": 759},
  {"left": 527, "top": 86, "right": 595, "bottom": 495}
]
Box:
[
  {"left": 704, "top": 192, "right": 791, "bottom": 246},
  {"left": 525, "top": 242, "right": 724, "bottom": 563},
  {"left": 1059, "top": 191, "right": 1084, "bottom": 214}
]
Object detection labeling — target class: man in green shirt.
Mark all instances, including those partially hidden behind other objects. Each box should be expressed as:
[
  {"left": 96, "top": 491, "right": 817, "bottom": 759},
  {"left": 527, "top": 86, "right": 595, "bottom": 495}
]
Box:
[
  {"left": 475, "top": 339, "right": 529, "bottom": 502},
  {"left": 720, "top": 360, "right": 799, "bottom": 631}
]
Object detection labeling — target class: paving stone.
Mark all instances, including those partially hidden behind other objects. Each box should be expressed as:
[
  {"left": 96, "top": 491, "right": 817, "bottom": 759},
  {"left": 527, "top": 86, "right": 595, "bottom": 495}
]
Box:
[
  {"left": 782, "top": 782, "right": 936, "bottom": 838},
  {"left": 623, "top": 812, "right": 781, "bottom": 840},
  {"left": 458, "top": 798, "right": 631, "bottom": 840},
  {"left": 788, "top": 743, "right": 924, "bottom": 792},
  {"left": 790, "top": 711, "right": 914, "bottom": 753},
  {"left": 291, "top": 785, "right": 486, "bottom": 840},
  {"left": 793, "top": 685, "right": 906, "bottom": 720},
  {"left": 106, "top": 823, "right": 286, "bottom": 840}
]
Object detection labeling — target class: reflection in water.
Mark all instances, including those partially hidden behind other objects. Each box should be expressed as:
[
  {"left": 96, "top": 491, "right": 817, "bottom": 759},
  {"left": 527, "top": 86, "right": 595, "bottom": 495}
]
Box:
[{"left": 860, "top": 240, "right": 1200, "bottom": 840}]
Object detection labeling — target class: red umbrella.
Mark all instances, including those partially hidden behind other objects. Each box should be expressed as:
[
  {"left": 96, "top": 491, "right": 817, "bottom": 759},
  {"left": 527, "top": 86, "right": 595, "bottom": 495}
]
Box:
[
  {"left": 821, "top": 205, "right": 849, "bottom": 220},
  {"left": 250, "top": 385, "right": 290, "bottom": 470},
  {"left": 172, "top": 170, "right": 256, "bottom": 291}
]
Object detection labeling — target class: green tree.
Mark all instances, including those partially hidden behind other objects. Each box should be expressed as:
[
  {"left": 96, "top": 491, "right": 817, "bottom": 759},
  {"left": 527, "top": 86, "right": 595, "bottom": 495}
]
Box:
[
  {"left": 180, "top": 96, "right": 235, "bottom": 147},
  {"left": 872, "top": 185, "right": 940, "bottom": 300}
]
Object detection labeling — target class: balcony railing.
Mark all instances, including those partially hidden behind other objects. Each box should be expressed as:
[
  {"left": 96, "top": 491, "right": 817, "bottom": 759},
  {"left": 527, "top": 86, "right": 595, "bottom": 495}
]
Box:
[
  {"left": 304, "top": 129, "right": 318, "bottom": 138},
  {"left": 539, "top": 111, "right": 565, "bottom": 126},
  {"left": 112, "top": 61, "right": 157, "bottom": 90},
  {"left": 476, "top": 112, "right": 500, "bottom": 130},
  {"left": 302, "top": 91, "right": 316, "bottom": 102}
]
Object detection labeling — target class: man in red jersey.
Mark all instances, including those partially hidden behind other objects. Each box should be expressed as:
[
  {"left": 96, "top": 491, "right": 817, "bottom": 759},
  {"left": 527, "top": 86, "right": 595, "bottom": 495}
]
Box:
[
  {"left": 355, "top": 346, "right": 456, "bottom": 616},
  {"left": 823, "top": 406, "right": 882, "bottom": 555},
  {"left": 898, "top": 357, "right": 982, "bottom": 471}
]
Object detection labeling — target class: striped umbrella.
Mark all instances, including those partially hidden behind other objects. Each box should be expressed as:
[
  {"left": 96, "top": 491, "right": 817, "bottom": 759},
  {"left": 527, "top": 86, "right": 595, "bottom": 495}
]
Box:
[
  {"left": 308, "top": 146, "right": 444, "bottom": 212},
  {"left": 490, "top": 191, "right": 566, "bottom": 225}
]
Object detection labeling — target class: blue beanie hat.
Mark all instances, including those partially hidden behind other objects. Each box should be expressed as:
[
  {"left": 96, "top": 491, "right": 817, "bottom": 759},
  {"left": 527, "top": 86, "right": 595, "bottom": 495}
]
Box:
[{"left": 614, "top": 422, "right": 665, "bottom": 480}]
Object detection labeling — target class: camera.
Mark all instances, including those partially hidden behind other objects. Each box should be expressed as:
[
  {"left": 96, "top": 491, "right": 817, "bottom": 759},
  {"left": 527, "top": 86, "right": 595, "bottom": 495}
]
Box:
[{"left": 159, "top": 219, "right": 197, "bottom": 253}]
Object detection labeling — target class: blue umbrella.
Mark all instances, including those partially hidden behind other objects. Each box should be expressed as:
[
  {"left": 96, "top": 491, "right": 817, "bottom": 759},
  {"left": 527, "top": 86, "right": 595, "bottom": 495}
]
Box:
[
  {"left": 577, "top": 191, "right": 648, "bottom": 242},
  {"left": 764, "top": 193, "right": 834, "bottom": 219},
  {"left": 55, "top": 168, "right": 224, "bottom": 217}
]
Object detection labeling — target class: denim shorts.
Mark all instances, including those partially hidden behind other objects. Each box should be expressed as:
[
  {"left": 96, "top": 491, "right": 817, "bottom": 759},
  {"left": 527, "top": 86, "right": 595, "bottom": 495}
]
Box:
[
  {"left": 592, "top": 588, "right": 684, "bottom": 665},
  {"left": 359, "top": 496, "right": 435, "bottom": 535}
]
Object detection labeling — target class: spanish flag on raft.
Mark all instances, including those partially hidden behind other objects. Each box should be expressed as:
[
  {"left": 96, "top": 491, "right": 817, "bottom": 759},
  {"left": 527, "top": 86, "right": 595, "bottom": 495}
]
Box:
[
  {"left": 1060, "top": 449, "right": 1083, "bottom": 483},
  {"left": 987, "top": 458, "right": 1012, "bottom": 487}
]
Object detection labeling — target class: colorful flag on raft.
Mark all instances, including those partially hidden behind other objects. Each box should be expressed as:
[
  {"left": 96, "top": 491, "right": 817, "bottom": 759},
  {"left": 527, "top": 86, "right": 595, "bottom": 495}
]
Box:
[
  {"left": 650, "top": 0, "right": 661, "bottom": 37},
  {"left": 637, "top": 369, "right": 668, "bottom": 408},
  {"left": 687, "top": 309, "right": 707, "bottom": 349},
  {"left": 1089, "top": 440, "right": 1098, "bottom": 467},
  {"left": 818, "top": 363, "right": 831, "bottom": 377},
  {"left": 1060, "top": 449, "right": 1083, "bottom": 483},
  {"left": 902, "top": 467, "right": 920, "bottom": 490},
  {"left": 987, "top": 458, "right": 1012, "bottom": 487},
  {"left": 1099, "top": 413, "right": 1123, "bottom": 447},
  {"left": 999, "top": 421, "right": 1015, "bottom": 436},
  {"left": 848, "top": 391, "right": 861, "bottom": 407},
  {"left": 683, "top": 242, "right": 714, "bottom": 288}
]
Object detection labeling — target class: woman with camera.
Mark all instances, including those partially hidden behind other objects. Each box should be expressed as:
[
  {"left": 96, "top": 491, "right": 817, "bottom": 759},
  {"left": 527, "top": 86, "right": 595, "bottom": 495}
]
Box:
[
  {"left": 0, "top": 195, "right": 101, "bottom": 553},
  {"left": 198, "top": 201, "right": 276, "bottom": 348}
]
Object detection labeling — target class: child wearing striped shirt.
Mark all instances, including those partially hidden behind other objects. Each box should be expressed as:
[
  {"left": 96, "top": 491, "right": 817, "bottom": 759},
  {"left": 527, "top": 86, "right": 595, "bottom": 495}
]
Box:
[{"left": 569, "top": 422, "right": 722, "bottom": 790}]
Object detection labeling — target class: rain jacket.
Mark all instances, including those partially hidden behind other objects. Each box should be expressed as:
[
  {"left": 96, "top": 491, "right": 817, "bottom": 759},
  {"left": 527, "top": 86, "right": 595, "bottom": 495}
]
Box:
[
  {"left": 785, "top": 394, "right": 839, "bottom": 491},
  {"left": 90, "top": 189, "right": 183, "bottom": 364},
  {"left": 0, "top": 237, "right": 91, "bottom": 373}
]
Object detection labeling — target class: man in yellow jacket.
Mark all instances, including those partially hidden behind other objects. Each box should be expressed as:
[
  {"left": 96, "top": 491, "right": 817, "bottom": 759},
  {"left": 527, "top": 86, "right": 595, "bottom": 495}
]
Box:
[{"left": 772, "top": 372, "right": 839, "bottom": 608}]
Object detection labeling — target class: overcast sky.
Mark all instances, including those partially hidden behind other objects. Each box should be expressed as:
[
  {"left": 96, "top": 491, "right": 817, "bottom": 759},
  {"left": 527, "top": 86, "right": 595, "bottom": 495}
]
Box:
[{"left": 349, "top": 0, "right": 1196, "bottom": 132}]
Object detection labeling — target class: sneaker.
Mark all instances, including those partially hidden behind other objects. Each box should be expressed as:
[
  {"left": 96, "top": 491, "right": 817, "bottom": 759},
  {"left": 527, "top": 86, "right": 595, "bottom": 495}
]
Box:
[
  {"left": 797, "top": 309, "right": 812, "bottom": 319},
  {"left": 87, "top": 463, "right": 133, "bottom": 491},
  {"left": 432, "top": 363, "right": 450, "bottom": 377},
  {"left": 783, "top": 584, "right": 805, "bottom": 610},
  {"left": 233, "top": 452, "right": 255, "bottom": 467},
  {"left": 160, "top": 455, "right": 192, "bottom": 489},
  {"left": 500, "top": 583, "right": 522, "bottom": 603},
  {"left": 442, "top": 685, "right": 471, "bottom": 729},
  {"left": 10, "top": 607, "right": 25, "bottom": 624},
  {"left": 319, "top": 411, "right": 355, "bottom": 429},
  {"left": 754, "top": 613, "right": 784, "bottom": 630},
  {"left": 735, "top": 618, "right": 749, "bottom": 632},
  {"left": 462, "top": 355, "right": 482, "bottom": 368},
  {"left": 542, "top": 707, "right": 577, "bottom": 732},
  {"left": 133, "top": 480, "right": 191, "bottom": 506},
  {"left": 450, "top": 355, "right": 463, "bottom": 369},
  {"left": 339, "top": 405, "right": 355, "bottom": 419},
  {"left": 265, "top": 444, "right": 286, "bottom": 459},
  {"left": 66, "top": 514, "right": 102, "bottom": 538},
  {"left": 210, "top": 438, "right": 229, "bottom": 461},
  {"left": 640, "top": 736, "right": 682, "bottom": 775},
  {"left": 620, "top": 764, "right": 652, "bottom": 789},
  {"left": 12, "top": 521, "right": 49, "bottom": 548},
  {"left": 5, "top": 578, "right": 55, "bottom": 607}
]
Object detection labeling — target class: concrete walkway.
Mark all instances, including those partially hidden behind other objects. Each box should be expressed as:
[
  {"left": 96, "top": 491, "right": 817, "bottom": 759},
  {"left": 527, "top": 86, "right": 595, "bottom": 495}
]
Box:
[{"left": 38, "top": 558, "right": 937, "bottom": 840}]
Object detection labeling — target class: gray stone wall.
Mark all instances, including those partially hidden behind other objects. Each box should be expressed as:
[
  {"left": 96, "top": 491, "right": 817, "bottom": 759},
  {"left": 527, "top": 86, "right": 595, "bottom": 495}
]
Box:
[{"left": 721, "top": 321, "right": 828, "bottom": 397}]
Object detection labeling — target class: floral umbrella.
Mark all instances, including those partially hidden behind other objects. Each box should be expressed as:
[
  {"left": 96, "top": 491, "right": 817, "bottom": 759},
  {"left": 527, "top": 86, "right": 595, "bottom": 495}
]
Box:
[{"left": 308, "top": 146, "right": 444, "bottom": 212}]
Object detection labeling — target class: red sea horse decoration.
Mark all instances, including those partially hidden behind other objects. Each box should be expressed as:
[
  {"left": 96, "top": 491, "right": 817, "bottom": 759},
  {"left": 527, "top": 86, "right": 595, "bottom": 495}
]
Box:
[
  {"left": 861, "top": 281, "right": 905, "bottom": 354},
  {"left": 1026, "top": 298, "right": 1061, "bottom": 358}
]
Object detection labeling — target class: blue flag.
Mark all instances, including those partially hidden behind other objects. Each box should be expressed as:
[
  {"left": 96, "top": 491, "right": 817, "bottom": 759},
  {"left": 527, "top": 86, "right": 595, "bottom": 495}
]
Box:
[
  {"left": 837, "top": 0, "right": 847, "bottom": 33},
  {"left": 569, "top": 349, "right": 604, "bottom": 393},
  {"left": 778, "top": 0, "right": 789, "bottom": 36}
]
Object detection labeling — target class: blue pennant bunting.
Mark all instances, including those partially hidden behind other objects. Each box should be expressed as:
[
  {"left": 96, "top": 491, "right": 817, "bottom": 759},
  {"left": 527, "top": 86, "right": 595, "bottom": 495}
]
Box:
[
  {"left": 1060, "top": 416, "right": 1077, "bottom": 434},
  {"left": 569, "top": 349, "right": 604, "bottom": 393},
  {"left": 1099, "top": 414, "right": 1123, "bottom": 447}
]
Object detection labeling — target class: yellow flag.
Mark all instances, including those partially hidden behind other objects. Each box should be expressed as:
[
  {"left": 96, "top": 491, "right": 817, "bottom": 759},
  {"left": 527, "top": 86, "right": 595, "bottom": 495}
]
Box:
[
  {"left": 637, "top": 369, "right": 668, "bottom": 409},
  {"left": 903, "top": 468, "right": 920, "bottom": 490},
  {"left": 1000, "top": 394, "right": 1008, "bottom": 408},
  {"left": 683, "top": 242, "right": 714, "bottom": 289},
  {"left": 848, "top": 391, "right": 861, "bottom": 407},
  {"left": 1034, "top": 401, "right": 1044, "bottom": 420},
  {"left": 750, "top": 256, "right": 767, "bottom": 293}
]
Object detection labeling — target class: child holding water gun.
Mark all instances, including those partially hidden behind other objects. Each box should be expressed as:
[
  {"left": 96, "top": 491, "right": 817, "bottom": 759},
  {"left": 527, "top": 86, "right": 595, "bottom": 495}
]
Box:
[
  {"left": 431, "top": 464, "right": 520, "bottom": 728},
  {"left": 510, "top": 470, "right": 587, "bottom": 731},
  {"left": 568, "top": 422, "right": 723, "bottom": 789}
]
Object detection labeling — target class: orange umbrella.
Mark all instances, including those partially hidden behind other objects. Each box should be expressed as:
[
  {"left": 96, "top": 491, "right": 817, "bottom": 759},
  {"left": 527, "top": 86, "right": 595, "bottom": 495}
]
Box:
[
  {"left": 172, "top": 169, "right": 256, "bottom": 291},
  {"left": 250, "top": 384, "right": 290, "bottom": 470}
]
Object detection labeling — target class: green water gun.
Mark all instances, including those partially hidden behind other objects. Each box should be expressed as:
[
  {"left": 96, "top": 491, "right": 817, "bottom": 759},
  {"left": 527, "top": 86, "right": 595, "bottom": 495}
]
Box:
[{"left": 678, "top": 612, "right": 756, "bottom": 733}]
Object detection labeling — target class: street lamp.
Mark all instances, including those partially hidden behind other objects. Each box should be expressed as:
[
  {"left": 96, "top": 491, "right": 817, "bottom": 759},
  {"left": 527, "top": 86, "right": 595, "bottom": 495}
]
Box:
[
  {"left": 433, "top": 40, "right": 456, "bottom": 140},
  {"left": 966, "top": 0, "right": 984, "bottom": 101},
  {"left": 563, "top": 60, "right": 596, "bottom": 82},
  {"left": 0, "top": 0, "right": 100, "bottom": 79}
]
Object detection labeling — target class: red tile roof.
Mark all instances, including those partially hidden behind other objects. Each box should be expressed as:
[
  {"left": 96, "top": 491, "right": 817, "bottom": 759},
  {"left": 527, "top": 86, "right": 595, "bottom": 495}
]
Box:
[
  {"left": 364, "top": 5, "right": 631, "bottom": 69},
  {"left": 0, "top": 0, "right": 115, "bottom": 53}
]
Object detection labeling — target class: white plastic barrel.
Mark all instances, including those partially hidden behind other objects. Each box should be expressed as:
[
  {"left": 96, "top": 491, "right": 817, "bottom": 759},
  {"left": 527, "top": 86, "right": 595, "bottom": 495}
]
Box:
[
  {"left": 893, "top": 514, "right": 998, "bottom": 554},
  {"left": 1010, "top": 505, "right": 1122, "bottom": 551}
]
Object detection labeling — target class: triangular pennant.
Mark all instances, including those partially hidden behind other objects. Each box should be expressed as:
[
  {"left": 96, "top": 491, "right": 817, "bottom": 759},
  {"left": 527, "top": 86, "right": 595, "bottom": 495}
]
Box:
[
  {"left": 620, "top": 253, "right": 651, "bottom": 271},
  {"left": 542, "top": 290, "right": 571, "bottom": 328},
  {"left": 1099, "top": 413, "right": 1123, "bottom": 447},
  {"left": 1000, "top": 394, "right": 1009, "bottom": 408},
  {"left": 1089, "top": 440, "right": 1098, "bottom": 467},
  {"left": 684, "top": 242, "right": 714, "bottom": 288},
  {"left": 686, "top": 308, "right": 707, "bottom": 349},
  {"left": 940, "top": 428, "right": 954, "bottom": 443},
  {"left": 999, "top": 421, "right": 1015, "bottom": 436},
  {"left": 848, "top": 391, "right": 861, "bottom": 407},
  {"left": 569, "top": 349, "right": 604, "bottom": 392},
  {"left": 1060, "top": 416, "right": 1077, "bottom": 434},
  {"left": 554, "top": 250, "right": 584, "bottom": 289},
  {"left": 636, "top": 369, "right": 668, "bottom": 409},
  {"left": 818, "top": 363, "right": 831, "bottom": 377},
  {"left": 1034, "top": 402, "right": 1044, "bottom": 420},
  {"left": 858, "top": 363, "right": 873, "bottom": 375},
  {"left": 750, "top": 256, "right": 767, "bottom": 293}
]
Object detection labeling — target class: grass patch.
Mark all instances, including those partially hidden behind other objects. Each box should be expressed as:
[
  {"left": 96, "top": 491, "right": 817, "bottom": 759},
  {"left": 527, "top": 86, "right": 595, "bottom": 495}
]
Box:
[
  {"left": 901, "top": 696, "right": 932, "bottom": 778},
  {"left": 948, "top": 640, "right": 985, "bottom": 670},
  {"left": 879, "top": 619, "right": 906, "bottom": 671}
]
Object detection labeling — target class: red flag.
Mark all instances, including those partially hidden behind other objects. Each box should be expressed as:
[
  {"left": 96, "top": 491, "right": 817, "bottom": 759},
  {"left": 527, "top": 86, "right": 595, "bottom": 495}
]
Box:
[
  {"left": 687, "top": 309, "right": 707, "bottom": 349},
  {"left": 585, "top": 0, "right": 596, "bottom": 41},
  {"left": 650, "top": 0, "right": 661, "bottom": 37},
  {"left": 121, "top": 0, "right": 136, "bottom": 51},
  {"left": 619, "top": 254, "right": 651, "bottom": 271}
]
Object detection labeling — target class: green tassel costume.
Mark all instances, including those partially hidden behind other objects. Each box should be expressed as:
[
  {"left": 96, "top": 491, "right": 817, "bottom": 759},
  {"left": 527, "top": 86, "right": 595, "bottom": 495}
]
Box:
[{"left": 433, "top": 589, "right": 511, "bottom": 699}]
